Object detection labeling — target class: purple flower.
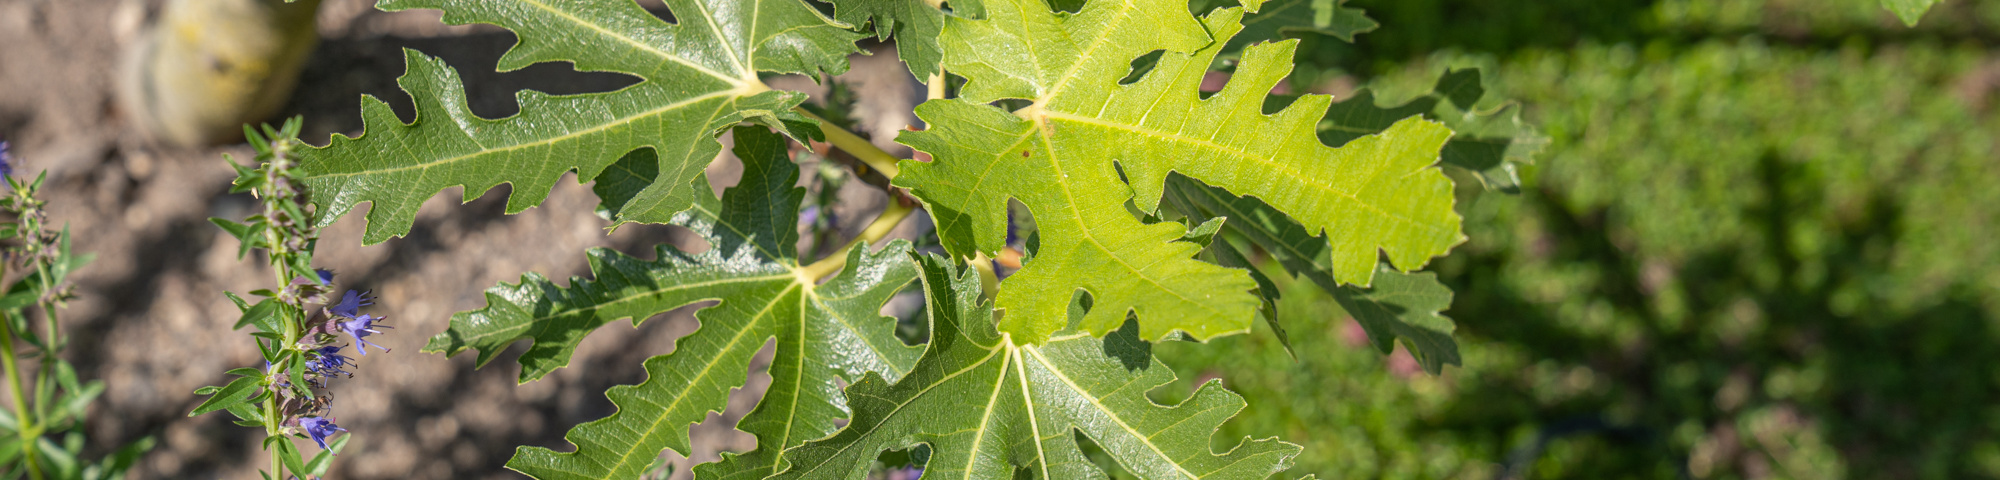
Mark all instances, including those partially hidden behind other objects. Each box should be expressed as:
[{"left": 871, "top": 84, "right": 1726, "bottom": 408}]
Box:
[
  {"left": 338, "top": 314, "right": 391, "bottom": 355},
  {"left": 299, "top": 416, "right": 346, "bottom": 450},
  {"left": 315, "top": 269, "right": 335, "bottom": 285},
  {"left": 304, "top": 345, "right": 353, "bottom": 377},
  {"left": 0, "top": 141, "right": 12, "bottom": 178},
  {"left": 328, "top": 290, "right": 374, "bottom": 318}
]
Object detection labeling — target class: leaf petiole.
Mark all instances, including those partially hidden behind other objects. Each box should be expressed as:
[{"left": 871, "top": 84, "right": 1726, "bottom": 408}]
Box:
[
  {"left": 794, "top": 108, "right": 902, "bottom": 179},
  {"left": 798, "top": 200, "right": 915, "bottom": 281}
]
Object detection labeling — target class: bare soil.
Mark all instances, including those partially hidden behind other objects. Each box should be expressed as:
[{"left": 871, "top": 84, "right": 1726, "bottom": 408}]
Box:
[{"left": 0, "top": 1, "right": 926, "bottom": 478}]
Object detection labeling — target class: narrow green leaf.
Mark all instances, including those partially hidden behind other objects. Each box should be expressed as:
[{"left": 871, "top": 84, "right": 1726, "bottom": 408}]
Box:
[
  {"left": 189, "top": 375, "right": 262, "bottom": 416},
  {"left": 81, "top": 436, "right": 155, "bottom": 480},
  {"left": 223, "top": 291, "right": 251, "bottom": 312},
  {"left": 300, "top": 0, "right": 864, "bottom": 243},
  {"left": 774, "top": 255, "right": 1300, "bottom": 479},
  {"left": 225, "top": 400, "right": 267, "bottom": 427},
  {"left": 233, "top": 299, "right": 279, "bottom": 331},
  {"left": 0, "top": 436, "right": 19, "bottom": 468},
  {"left": 0, "top": 291, "right": 35, "bottom": 311},
  {"left": 48, "top": 381, "right": 104, "bottom": 428},
  {"left": 36, "top": 437, "right": 79, "bottom": 478},
  {"left": 276, "top": 436, "right": 309, "bottom": 479},
  {"left": 303, "top": 434, "right": 348, "bottom": 477}
]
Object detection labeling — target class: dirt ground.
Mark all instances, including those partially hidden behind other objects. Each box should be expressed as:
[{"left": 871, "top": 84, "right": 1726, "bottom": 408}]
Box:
[{"left": 0, "top": 0, "right": 926, "bottom": 478}]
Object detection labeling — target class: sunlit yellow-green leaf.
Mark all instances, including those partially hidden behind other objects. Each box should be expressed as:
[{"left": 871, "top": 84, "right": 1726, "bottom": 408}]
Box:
[{"left": 896, "top": 0, "right": 1460, "bottom": 344}]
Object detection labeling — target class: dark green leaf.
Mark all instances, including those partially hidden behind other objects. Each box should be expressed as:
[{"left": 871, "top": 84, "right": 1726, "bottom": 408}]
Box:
[
  {"left": 189, "top": 375, "right": 262, "bottom": 416},
  {"left": 773, "top": 255, "right": 1300, "bottom": 479},
  {"left": 82, "top": 436, "right": 155, "bottom": 480},
  {"left": 234, "top": 299, "right": 279, "bottom": 331},
  {"left": 832, "top": 0, "right": 949, "bottom": 78},
  {"left": 303, "top": 434, "right": 348, "bottom": 476},
  {"left": 428, "top": 128, "right": 921, "bottom": 479},
  {"left": 300, "top": 0, "right": 864, "bottom": 243},
  {"left": 1160, "top": 173, "right": 1459, "bottom": 373},
  {"left": 1316, "top": 68, "right": 1546, "bottom": 194}
]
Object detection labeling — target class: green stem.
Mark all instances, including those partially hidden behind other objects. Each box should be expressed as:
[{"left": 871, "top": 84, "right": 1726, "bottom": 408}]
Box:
[
  {"left": 793, "top": 108, "right": 902, "bottom": 179},
  {"left": 31, "top": 261, "right": 55, "bottom": 426},
  {"left": 259, "top": 181, "right": 298, "bottom": 480},
  {"left": 0, "top": 260, "right": 41, "bottom": 480},
  {"left": 967, "top": 252, "right": 1001, "bottom": 301},
  {"left": 267, "top": 396, "right": 283, "bottom": 479},
  {"left": 0, "top": 312, "right": 42, "bottom": 480},
  {"left": 798, "top": 200, "right": 915, "bottom": 281},
  {"left": 927, "top": 72, "right": 947, "bottom": 101}
]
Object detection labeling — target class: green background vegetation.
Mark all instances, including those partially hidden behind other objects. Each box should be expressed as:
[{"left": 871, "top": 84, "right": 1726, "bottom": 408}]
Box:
[{"left": 1152, "top": 0, "right": 2000, "bottom": 478}]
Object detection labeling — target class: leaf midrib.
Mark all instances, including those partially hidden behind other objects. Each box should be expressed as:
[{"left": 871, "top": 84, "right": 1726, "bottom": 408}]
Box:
[
  {"left": 520, "top": 0, "right": 747, "bottom": 83},
  {"left": 1039, "top": 0, "right": 1142, "bottom": 103},
  {"left": 806, "top": 287, "right": 916, "bottom": 380},
  {"left": 784, "top": 338, "right": 1010, "bottom": 478},
  {"left": 604, "top": 281, "right": 803, "bottom": 475},
  {"left": 450, "top": 271, "right": 793, "bottom": 348},
  {"left": 1023, "top": 346, "right": 1201, "bottom": 480},
  {"left": 310, "top": 91, "right": 740, "bottom": 180}
]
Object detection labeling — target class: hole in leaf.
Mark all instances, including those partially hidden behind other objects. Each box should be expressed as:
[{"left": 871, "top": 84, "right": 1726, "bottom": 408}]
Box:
[
  {"left": 630, "top": 0, "right": 677, "bottom": 23},
  {"left": 1119, "top": 50, "right": 1166, "bottom": 85},
  {"left": 1065, "top": 288, "right": 1095, "bottom": 331},
  {"left": 293, "top": 31, "right": 642, "bottom": 143},
  {"left": 1003, "top": 199, "right": 1039, "bottom": 272},
  {"left": 1044, "top": 0, "right": 1086, "bottom": 13},
  {"left": 1102, "top": 316, "right": 1152, "bottom": 372},
  {"left": 1072, "top": 430, "right": 1140, "bottom": 478},
  {"left": 994, "top": 98, "right": 1036, "bottom": 113},
  {"left": 884, "top": 284, "right": 930, "bottom": 346},
  {"left": 874, "top": 443, "right": 931, "bottom": 473}
]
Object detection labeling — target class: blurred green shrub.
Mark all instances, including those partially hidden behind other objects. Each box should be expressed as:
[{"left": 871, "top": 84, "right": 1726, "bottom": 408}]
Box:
[{"left": 1157, "top": 9, "right": 2000, "bottom": 479}]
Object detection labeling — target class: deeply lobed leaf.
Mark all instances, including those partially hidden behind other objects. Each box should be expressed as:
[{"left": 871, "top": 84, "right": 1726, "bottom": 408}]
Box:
[
  {"left": 830, "top": 0, "right": 960, "bottom": 79},
  {"left": 1161, "top": 174, "right": 1460, "bottom": 373},
  {"left": 300, "top": 0, "right": 862, "bottom": 243},
  {"left": 424, "top": 128, "right": 921, "bottom": 479},
  {"left": 1195, "top": 0, "right": 1377, "bottom": 47},
  {"left": 898, "top": 1, "right": 1460, "bottom": 344},
  {"left": 774, "top": 255, "right": 1300, "bottom": 479},
  {"left": 1316, "top": 69, "right": 1546, "bottom": 194}
]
